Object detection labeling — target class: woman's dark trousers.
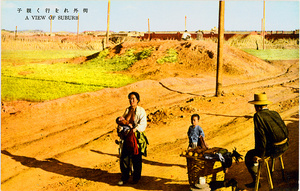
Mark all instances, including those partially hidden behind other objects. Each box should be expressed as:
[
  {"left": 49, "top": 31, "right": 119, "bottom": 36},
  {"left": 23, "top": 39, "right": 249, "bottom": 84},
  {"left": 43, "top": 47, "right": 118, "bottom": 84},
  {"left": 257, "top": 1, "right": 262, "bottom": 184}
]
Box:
[{"left": 120, "top": 147, "right": 142, "bottom": 182}]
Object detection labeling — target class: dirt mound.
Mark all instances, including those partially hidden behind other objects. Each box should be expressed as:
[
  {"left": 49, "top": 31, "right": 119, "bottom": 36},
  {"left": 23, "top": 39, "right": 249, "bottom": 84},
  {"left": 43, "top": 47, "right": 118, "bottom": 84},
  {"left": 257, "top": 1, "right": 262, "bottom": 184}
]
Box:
[
  {"left": 61, "top": 40, "right": 283, "bottom": 81},
  {"left": 105, "top": 40, "right": 281, "bottom": 80}
]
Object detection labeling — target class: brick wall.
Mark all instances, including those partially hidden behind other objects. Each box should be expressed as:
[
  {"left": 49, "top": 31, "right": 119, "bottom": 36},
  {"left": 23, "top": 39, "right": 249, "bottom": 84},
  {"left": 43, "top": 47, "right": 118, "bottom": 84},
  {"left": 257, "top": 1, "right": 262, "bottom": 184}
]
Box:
[{"left": 139, "top": 32, "right": 299, "bottom": 41}]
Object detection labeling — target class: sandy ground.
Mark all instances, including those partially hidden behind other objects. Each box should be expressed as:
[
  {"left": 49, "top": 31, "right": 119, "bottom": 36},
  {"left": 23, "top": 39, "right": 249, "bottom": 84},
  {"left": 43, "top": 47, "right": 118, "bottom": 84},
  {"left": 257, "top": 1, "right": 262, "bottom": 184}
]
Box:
[{"left": 1, "top": 41, "right": 299, "bottom": 191}]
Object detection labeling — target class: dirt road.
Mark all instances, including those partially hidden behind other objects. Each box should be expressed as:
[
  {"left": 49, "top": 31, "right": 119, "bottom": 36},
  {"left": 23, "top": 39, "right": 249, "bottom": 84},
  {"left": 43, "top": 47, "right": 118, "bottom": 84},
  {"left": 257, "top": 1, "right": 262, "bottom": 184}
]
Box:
[{"left": 1, "top": 41, "right": 299, "bottom": 191}]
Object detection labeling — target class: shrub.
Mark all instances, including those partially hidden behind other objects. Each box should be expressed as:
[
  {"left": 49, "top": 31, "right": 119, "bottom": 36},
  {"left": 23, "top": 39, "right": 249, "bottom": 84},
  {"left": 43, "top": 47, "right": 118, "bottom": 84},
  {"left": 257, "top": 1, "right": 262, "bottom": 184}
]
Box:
[
  {"left": 136, "top": 48, "right": 153, "bottom": 60},
  {"left": 87, "top": 48, "right": 153, "bottom": 71},
  {"left": 157, "top": 48, "right": 178, "bottom": 64}
]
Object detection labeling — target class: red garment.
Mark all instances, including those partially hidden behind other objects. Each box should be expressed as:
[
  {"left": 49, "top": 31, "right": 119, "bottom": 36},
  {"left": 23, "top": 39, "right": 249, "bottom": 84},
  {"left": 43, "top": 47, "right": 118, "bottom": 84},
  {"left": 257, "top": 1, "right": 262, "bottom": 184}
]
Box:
[{"left": 125, "top": 129, "right": 139, "bottom": 155}]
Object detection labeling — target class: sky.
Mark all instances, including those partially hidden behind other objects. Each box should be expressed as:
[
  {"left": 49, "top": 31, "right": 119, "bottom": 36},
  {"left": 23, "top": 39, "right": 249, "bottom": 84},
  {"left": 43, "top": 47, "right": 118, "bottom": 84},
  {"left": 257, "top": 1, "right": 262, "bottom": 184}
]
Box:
[{"left": 1, "top": 0, "right": 299, "bottom": 33}]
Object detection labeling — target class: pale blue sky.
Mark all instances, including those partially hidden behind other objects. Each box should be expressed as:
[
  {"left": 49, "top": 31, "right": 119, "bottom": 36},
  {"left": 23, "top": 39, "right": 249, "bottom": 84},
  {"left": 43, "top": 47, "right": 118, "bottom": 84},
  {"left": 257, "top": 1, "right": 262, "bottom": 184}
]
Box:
[{"left": 1, "top": 0, "right": 299, "bottom": 33}]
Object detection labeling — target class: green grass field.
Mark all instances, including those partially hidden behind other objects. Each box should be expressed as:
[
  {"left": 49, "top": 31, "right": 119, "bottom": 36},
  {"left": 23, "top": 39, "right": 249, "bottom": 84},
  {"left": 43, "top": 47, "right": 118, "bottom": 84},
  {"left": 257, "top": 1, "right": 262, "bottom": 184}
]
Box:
[
  {"left": 1, "top": 50, "right": 97, "bottom": 64},
  {"left": 1, "top": 46, "right": 299, "bottom": 102},
  {"left": 1, "top": 49, "right": 143, "bottom": 101},
  {"left": 243, "top": 49, "right": 299, "bottom": 60}
]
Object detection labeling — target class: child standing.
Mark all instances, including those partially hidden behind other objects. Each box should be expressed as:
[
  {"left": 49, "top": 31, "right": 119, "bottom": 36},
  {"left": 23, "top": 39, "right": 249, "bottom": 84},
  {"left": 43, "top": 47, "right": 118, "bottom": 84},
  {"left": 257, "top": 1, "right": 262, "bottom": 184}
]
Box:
[{"left": 188, "top": 114, "right": 205, "bottom": 149}]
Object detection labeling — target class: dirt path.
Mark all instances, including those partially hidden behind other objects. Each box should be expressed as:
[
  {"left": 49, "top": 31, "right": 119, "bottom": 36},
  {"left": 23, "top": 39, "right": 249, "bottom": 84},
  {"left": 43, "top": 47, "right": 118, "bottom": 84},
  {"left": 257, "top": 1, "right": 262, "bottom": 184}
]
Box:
[{"left": 1, "top": 58, "right": 298, "bottom": 191}]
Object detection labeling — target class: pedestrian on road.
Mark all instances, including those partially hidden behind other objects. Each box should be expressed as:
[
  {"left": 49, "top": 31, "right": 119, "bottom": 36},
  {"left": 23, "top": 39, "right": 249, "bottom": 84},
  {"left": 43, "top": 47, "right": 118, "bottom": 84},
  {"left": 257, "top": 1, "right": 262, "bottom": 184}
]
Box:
[{"left": 118, "top": 92, "right": 148, "bottom": 186}]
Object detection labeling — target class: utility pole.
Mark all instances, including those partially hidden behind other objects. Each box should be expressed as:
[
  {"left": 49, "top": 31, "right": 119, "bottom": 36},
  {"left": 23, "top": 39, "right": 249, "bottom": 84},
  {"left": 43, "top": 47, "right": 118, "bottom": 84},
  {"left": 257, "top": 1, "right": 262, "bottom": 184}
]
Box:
[
  {"left": 215, "top": 0, "right": 225, "bottom": 97},
  {"left": 262, "top": 0, "right": 265, "bottom": 50},
  {"left": 50, "top": 15, "right": 52, "bottom": 35},
  {"left": 148, "top": 18, "right": 150, "bottom": 40},
  {"left": 77, "top": 13, "right": 80, "bottom": 43},
  {"left": 185, "top": 15, "right": 187, "bottom": 31},
  {"left": 15, "top": 26, "right": 17, "bottom": 39},
  {"left": 106, "top": 0, "right": 111, "bottom": 46}
]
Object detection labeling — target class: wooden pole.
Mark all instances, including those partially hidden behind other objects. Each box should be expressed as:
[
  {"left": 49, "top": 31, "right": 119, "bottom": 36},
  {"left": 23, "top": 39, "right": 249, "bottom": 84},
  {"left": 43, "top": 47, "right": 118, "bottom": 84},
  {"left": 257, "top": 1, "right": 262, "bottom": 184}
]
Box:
[
  {"left": 106, "top": 0, "right": 111, "bottom": 46},
  {"left": 49, "top": 15, "right": 53, "bottom": 37},
  {"left": 77, "top": 13, "right": 80, "bottom": 43},
  {"left": 148, "top": 18, "right": 150, "bottom": 40},
  {"left": 261, "top": 18, "right": 264, "bottom": 49},
  {"left": 263, "top": 0, "right": 265, "bottom": 50},
  {"left": 15, "top": 26, "right": 17, "bottom": 39},
  {"left": 185, "top": 15, "right": 187, "bottom": 31},
  {"left": 50, "top": 15, "right": 52, "bottom": 35},
  {"left": 216, "top": 0, "right": 225, "bottom": 97}
]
